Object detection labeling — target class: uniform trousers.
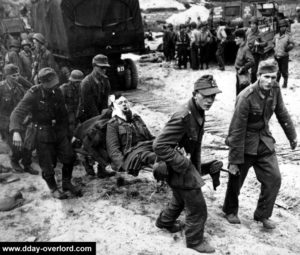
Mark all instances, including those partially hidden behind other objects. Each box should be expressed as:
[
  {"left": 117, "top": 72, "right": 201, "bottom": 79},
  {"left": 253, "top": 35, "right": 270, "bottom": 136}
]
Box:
[{"left": 223, "top": 142, "right": 281, "bottom": 219}]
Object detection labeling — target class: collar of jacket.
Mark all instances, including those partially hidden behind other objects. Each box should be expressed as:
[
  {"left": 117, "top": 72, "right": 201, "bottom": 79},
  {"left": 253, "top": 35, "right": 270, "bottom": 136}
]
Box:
[
  {"left": 253, "top": 81, "right": 274, "bottom": 99},
  {"left": 187, "top": 98, "right": 204, "bottom": 127},
  {"left": 239, "top": 41, "right": 247, "bottom": 48}
]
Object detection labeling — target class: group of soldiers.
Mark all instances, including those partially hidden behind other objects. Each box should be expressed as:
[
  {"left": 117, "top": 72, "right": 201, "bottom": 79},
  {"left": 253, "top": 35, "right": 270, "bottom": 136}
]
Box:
[
  {"left": 162, "top": 20, "right": 215, "bottom": 70},
  {"left": 0, "top": 17, "right": 299, "bottom": 254},
  {"left": 162, "top": 14, "right": 295, "bottom": 93}
]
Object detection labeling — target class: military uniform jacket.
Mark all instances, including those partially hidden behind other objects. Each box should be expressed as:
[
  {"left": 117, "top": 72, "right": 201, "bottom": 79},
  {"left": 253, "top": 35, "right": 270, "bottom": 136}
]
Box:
[
  {"left": 176, "top": 31, "right": 190, "bottom": 47},
  {"left": 246, "top": 28, "right": 267, "bottom": 54},
  {"left": 35, "top": 48, "right": 57, "bottom": 72},
  {"left": 226, "top": 82, "right": 297, "bottom": 164},
  {"left": 0, "top": 80, "right": 25, "bottom": 131},
  {"left": 10, "top": 85, "right": 69, "bottom": 142},
  {"left": 273, "top": 32, "right": 294, "bottom": 58},
  {"left": 234, "top": 41, "right": 254, "bottom": 72},
  {"left": 153, "top": 98, "right": 205, "bottom": 189},
  {"left": 78, "top": 73, "right": 111, "bottom": 122},
  {"left": 106, "top": 113, "right": 154, "bottom": 171},
  {"left": 5, "top": 50, "right": 24, "bottom": 76},
  {"left": 60, "top": 81, "right": 80, "bottom": 115}
]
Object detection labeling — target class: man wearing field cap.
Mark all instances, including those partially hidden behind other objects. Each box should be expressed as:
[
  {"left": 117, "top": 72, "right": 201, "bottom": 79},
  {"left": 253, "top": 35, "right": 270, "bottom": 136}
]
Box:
[
  {"left": 273, "top": 19, "right": 294, "bottom": 88},
  {"left": 10, "top": 67, "right": 82, "bottom": 199},
  {"left": 60, "top": 70, "right": 84, "bottom": 138},
  {"left": 0, "top": 64, "right": 37, "bottom": 175},
  {"left": 78, "top": 54, "right": 111, "bottom": 122},
  {"left": 223, "top": 59, "right": 297, "bottom": 229},
  {"left": 77, "top": 54, "right": 112, "bottom": 177},
  {"left": 154, "top": 75, "right": 221, "bottom": 253}
]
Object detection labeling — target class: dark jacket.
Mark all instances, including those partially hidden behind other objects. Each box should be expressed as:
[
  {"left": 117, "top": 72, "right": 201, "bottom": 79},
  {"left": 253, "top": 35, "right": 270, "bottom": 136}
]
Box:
[
  {"left": 10, "top": 84, "right": 69, "bottom": 142},
  {"left": 5, "top": 50, "right": 24, "bottom": 77},
  {"left": 78, "top": 73, "right": 111, "bottom": 122},
  {"left": 226, "top": 81, "right": 297, "bottom": 164},
  {"left": 153, "top": 98, "right": 205, "bottom": 189},
  {"left": 34, "top": 48, "right": 57, "bottom": 73},
  {"left": 106, "top": 113, "right": 154, "bottom": 171},
  {"left": 235, "top": 41, "right": 254, "bottom": 73},
  {"left": 0, "top": 79, "right": 26, "bottom": 131}
]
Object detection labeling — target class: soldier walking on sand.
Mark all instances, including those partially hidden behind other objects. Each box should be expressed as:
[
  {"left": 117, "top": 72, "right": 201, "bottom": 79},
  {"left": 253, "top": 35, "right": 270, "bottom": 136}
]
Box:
[
  {"left": 154, "top": 75, "right": 222, "bottom": 253},
  {"left": 10, "top": 68, "right": 82, "bottom": 199},
  {"left": 223, "top": 59, "right": 297, "bottom": 229}
]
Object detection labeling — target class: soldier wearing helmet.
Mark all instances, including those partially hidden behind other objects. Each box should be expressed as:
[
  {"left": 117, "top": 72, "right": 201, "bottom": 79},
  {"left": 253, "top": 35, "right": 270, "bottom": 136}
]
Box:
[
  {"left": 246, "top": 16, "right": 267, "bottom": 83},
  {"left": 77, "top": 54, "right": 114, "bottom": 178},
  {"left": 19, "top": 39, "right": 33, "bottom": 81},
  {"left": 10, "top": 67, "right": 82, "bottom": 199},
  {"left": 60, "top": 70, "right": 84, "bottom": 138},
  {"left": 32, "top": 33, "right": 58, "bottom": 83}
]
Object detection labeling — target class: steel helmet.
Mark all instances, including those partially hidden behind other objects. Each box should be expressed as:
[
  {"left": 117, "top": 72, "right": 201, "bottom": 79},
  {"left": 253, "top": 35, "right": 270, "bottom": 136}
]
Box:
[{"left": 33, "top": 33, "right": 46, "bottom": 45}]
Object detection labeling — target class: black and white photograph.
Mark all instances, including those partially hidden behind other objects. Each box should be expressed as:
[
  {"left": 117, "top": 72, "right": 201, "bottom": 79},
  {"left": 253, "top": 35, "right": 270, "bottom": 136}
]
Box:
[{"left": 0, "top": 0, "right": 299, "bottom": 254}]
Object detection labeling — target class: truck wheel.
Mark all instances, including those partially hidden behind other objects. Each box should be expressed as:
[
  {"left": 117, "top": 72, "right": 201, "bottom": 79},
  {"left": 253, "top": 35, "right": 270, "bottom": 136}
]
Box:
[{"left": 124, "top": 58, "right": 138, "bottom": 89}]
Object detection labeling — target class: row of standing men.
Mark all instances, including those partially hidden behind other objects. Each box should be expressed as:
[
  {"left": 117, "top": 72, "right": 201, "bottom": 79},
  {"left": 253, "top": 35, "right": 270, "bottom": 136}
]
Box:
[{"left": 163, "top": 17, "right": 295, "bottom": 91}]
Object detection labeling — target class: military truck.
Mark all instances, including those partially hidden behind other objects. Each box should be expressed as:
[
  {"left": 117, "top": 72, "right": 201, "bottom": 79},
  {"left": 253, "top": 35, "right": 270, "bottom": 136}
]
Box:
[
  {"left": 30, "top": 0, "right": 145, "bottom": 89},
  {"left": 210, "top": 0, "right": 279, "bottom": 59}
]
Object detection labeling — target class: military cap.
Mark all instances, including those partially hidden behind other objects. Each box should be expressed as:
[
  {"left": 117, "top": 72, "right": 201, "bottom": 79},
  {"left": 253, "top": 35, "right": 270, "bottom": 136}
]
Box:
[
  {"left": 21, "top": 39, "right": 31, "bottom": 47},
  {"left": 296, "top": 6, "right": 300, "bottom": 12},
  {"left": 9, "top": 40, "right": 21, "bottom": 48},
  {"left": 92, "top": 54, "right": 110, "bottom": 67},
  {"left": 167, "top": 23, "right": 173, "bottom": 28},
  {"left": 234, "top": 28, "right": 246, "bottom": 39},
  {"left": 38, "top": 67, "right": 59, "bottom": 89},
  {"left": 278, "top": 19, "right": 289, "bottom": 27},
  {"left": 257, "top": 59, "right": 278, "bottom": 74},
  {"left": 194, "top": 75, "right": 222, "bottom": 96},
  {"left": 3, "top": 64, "right": 19, "bottom": 76},
  {"left": 250, "top": 16, "right": 258, "bottom": 25},
  {"left": 69, "top": 70, "right": 84, "bottom": 82},
  {"left": 33, "top": 33, "right": 46, "bottom": 45}
]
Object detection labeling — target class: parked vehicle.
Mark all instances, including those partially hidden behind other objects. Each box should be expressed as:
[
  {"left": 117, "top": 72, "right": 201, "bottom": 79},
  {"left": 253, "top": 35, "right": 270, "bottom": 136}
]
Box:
[{"left": 30, "top": 0, "right": 145, "bottom": 89}]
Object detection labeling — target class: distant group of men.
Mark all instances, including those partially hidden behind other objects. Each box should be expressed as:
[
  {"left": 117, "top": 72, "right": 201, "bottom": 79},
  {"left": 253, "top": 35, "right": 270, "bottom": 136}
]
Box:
[
  {"left": 163, "top": 20, "right": 214, "bottom": 70},
  {"left": 0, "top": 15, "right": 298, "bottom": 254},
  {"left": 162, "top": 15, "right": 295, "bottom": 93}
]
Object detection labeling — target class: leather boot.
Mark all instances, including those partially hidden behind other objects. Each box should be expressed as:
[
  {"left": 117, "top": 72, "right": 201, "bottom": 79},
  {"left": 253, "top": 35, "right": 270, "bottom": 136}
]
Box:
[
  {"left": 156, "top": 219, "right": 185, "bottom": 233},
  {"left": 282, "top": 78, "right": 288, "bottom": 88},
  {"left": 10, "top": 159, "right": 24, "bottom": 173},
  {"left": 83, "top": 157, "right": 95, "bottom": 176},
  {"left": 24, "top": 165, "right": 39, "bottom": 175},
  {"left": 254, "top": 216, "right": 276, "bottom": 229},
  {"left": 43, "top": 174, "right": 68, "bottom": 200},
  {"left": 62, "top": 164, "right": 82, "bottom": 197},
  {"left": 225, "top": 213, "right": 241, "bottom": 224},
  {"left": 189, "top": 241, "right": 215, "bottom": 253},
  {"left": 97, "top": 164, "right": 116, "bottom": 179}
]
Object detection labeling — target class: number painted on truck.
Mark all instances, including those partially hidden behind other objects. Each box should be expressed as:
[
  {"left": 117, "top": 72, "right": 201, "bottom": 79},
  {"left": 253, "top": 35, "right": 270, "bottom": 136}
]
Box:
[{"left": 117, "top": 66, "right": 125, "bottom": 72}]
